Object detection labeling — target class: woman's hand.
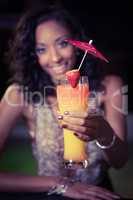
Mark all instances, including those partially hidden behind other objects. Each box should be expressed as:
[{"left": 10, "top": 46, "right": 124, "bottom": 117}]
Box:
[
  {"left": 63, "top": 182, "right": 120, "bottom": 200},
  {"left": 59, "top": 111, "right": 114, "bottom": 142}
]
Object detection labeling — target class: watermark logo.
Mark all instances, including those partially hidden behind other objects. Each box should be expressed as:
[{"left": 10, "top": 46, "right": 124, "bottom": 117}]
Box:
[
  {"left": 4, "top": 85, "right": 57, "bottom": 108},
  {"left": 4, "top": 84, "right": 128, "bottom": 115},
  {"left": 111, "top": 85, "right": 128, "bottom": 115}
]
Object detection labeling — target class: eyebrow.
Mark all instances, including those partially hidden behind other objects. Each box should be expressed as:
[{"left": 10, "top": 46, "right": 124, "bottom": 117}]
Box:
[
  {"left": 55, "top": 34, "right": 71, "bottom": 42},
  {"left": 36, "top": 34, "right": 71, "bottom": 46}
]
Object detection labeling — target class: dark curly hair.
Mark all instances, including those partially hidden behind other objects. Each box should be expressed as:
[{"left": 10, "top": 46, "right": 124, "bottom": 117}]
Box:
[{"left": 7, "top": 4, "right": 101, "bottom": 103}]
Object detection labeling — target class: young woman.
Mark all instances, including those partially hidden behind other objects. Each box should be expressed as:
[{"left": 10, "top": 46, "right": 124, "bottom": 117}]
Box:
[{"left": 0, "top": 4, "right": 127, "bottom": 200}]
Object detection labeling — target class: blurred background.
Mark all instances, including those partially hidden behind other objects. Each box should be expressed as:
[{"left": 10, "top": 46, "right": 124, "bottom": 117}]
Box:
[{"left": 0, "top": 0, "right": 132, "bottom": 198}]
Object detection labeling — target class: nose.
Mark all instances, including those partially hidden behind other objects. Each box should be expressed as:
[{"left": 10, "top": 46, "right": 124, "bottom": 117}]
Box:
[{"left": 49, "top": 46, "right": 62, "bottom": 63}]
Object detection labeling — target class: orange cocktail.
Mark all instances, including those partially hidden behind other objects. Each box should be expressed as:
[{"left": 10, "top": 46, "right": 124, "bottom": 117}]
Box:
[{"left": 57, "top": 76, "right": 89, "bottom": 167}]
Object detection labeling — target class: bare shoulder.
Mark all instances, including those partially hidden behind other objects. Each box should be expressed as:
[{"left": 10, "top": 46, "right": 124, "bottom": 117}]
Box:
[
  {"left": 101, "top": 75, "right": 126, "bottom": 117},
  {"left": 0, "top": 84, "right": 24, "bottom": 114},
  {"left": 0, "top": 84, "right": 25, "bottom": 149},
  {"left": 101, "top": 75, "right": 127, "bottom": 140},
  {"left": 2, "top": 85, "right": 37, "bottom": 134},
  {"left": 102, "top": 75, "right": 123, "bottom": 92},
  {"left": 3, "top": 84, "right": 23, "bottom": 102}
]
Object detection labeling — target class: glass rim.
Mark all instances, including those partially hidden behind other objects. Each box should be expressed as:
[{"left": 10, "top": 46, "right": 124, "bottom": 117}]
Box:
[{"left": 56, "top": 76, "right": 89, "bottom": 85}]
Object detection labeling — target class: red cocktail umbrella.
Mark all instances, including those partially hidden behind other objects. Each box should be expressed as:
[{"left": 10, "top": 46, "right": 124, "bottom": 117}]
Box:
[{"left": 66, "top": 39, "right": 109, "bottom": 63}]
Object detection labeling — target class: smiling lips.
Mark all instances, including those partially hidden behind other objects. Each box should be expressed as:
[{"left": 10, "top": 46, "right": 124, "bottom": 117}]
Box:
[
  {"left": 54, "top": 66, "right": 66, "bottom": 73},
  {"left": 52, "top": 62, "right": 69, "bottom": 74}
]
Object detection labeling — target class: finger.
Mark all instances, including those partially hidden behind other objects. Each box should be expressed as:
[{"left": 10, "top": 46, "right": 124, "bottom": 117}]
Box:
[
  {"left": 67, "top": 111, "right": 102, "bottom": 119},
  {"left": 74, "top": 132, "right": 92, "bottom": 142},
  {"left": 64, "top": 111, "right": 88, "bottom": 118},
  {"left": 63, "top": 115, "right": 87, "bottom": 126},
  {"left": 62, "top": 123, "right": 94, "bottom": 135},
  {"left": 64, "top": 112, "right": 102, "bottom": 123},
  {"left": 62, "top": 123, "right": 86, "bottom": 133},
  {"left": 63, "top": 115, "right": 99, "bottom": 129},
  {"left": 73, "top": 192, "right": 98, "bottom": 200},
  {"left": 85, "top": 187, "right": 120, "bottom": 200},
  {"left": 64, "top": 111, "right": 103, "bottom": 122},
  {"left": 85, "top": 191, "right": 119, "bottom": 200},
  {"left": 62, "top": 124, "right": 96, "bottom": 141}
]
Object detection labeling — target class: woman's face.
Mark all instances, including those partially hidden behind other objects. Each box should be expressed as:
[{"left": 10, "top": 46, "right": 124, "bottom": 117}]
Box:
[{"left": 35, "top": 20, "right": 76, "bottom": 81}]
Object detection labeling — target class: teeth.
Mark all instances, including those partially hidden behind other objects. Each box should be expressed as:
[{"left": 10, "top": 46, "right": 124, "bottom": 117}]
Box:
[
  {"left": 51, "top": 62, "right": 69, "bottom": 74},
  {"left": 53, "top": 67, "right": 66, "bottom": 74}
]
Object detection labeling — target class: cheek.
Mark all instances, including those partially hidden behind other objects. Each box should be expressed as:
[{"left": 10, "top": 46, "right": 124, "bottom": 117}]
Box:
[
  {"left": 37, "top": 56, "right": 51, "bottom": 75},
  {"left": 63, "top": 47, "right": 76, "bottom": 64},
  {"left": 37, "top": 57, "right": 52, "bottom": 74},
  {"left": 37, "top": 55, "right": 47, "bottom": 66}
]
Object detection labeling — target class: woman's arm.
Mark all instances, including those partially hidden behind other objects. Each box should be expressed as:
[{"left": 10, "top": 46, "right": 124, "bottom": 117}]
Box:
[
  {"left": 0, "top": 85, "right": 24, "bottom": 151},
  {"left": 60, "top": 75, "right": 128, "bottom": 169},
  {"left": 0, "top": 173, "right": 60, "bottom": 192},
  {"left": 0, "top": 173, "right": 120, "bottom": 200},
  {"left": 100, "top": 75, "right": 128, "bottom": 168},
  {"left": 0, "top": 85, "right": 60, "bottom": 192}
]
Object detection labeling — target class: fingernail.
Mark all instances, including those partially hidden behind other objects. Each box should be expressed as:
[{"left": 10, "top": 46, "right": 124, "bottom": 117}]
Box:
[
  {"left": 62, "top": 124, "right": 67, "bottom": 128},
  {"left": 74, "top": 133, "right": 78, "bottom": 136},
  {"left": 74, "top": 133, "right": 80, "bottom": 137},
  {"left": 64, "top": 111, "right": 69, "bottom": 115},
  {"left": 58, "top": 115, "right": 63, "bottom": 120}
]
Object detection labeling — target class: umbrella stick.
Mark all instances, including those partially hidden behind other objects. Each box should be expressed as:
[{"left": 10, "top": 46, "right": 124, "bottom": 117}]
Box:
[{"left": 78, "top": 40, "right": 93, "bottom": 71}]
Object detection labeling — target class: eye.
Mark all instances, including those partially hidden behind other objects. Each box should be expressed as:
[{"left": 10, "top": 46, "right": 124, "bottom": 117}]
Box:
[
  {"left": 58, "top": 40, "right": 69, "bottom": 48},
  {"left": 35, "top": 47, "right": 46, "bottom": 55}
]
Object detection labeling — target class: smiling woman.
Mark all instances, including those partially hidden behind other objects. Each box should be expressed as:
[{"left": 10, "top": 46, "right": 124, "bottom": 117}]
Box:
[{"left": 0, "top": 3, "right": 127, "bottom": 200}]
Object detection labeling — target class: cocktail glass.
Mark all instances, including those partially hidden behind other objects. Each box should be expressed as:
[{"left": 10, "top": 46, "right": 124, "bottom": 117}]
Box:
[{"left": 57, "top": 76, "right": 89, "bottom": 169}]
